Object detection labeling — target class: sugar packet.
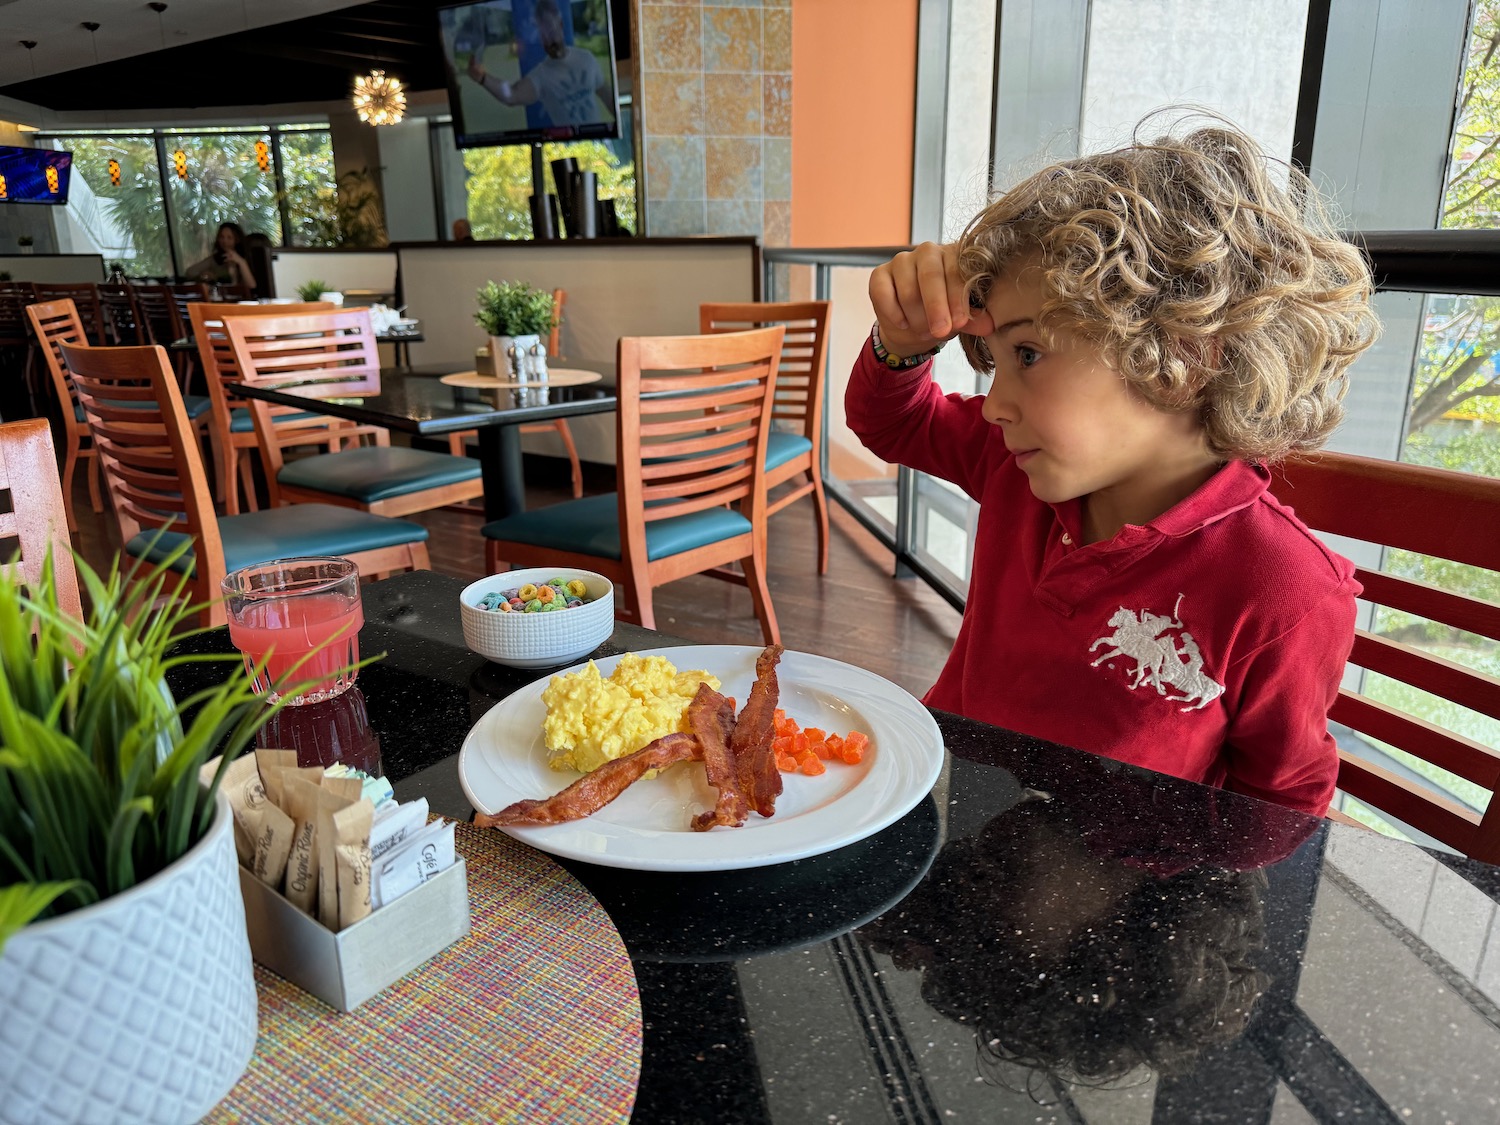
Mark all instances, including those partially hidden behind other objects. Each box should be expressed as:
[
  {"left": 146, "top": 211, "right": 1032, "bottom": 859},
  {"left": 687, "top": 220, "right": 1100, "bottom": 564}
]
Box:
[{"left": 371, "top": 820, "right": 455, "bottom": 910}]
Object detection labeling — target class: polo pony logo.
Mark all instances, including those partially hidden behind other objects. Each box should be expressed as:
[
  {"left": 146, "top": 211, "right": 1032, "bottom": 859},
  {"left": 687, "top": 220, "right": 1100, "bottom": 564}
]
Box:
[{"left": 1088, "top": 595, "right": 1225, "bottom": 712}]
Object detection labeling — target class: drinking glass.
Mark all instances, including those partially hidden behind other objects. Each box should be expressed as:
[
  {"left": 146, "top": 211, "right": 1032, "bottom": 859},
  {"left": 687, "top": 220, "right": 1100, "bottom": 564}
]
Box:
[{"left": 222, "top": 557, "right": 364, "bottom": 706}]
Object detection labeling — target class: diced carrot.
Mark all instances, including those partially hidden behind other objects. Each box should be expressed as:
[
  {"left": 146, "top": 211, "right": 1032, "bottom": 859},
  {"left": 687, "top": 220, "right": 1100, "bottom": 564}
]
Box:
[
  {"left": 841, "top": 730, "right": 869, "bottom": 764},
  {"left": 824, "top": 734, "right": 844, "bottom": 756},
  {"left": 773, "top": 735, "right": 793, "bottom": 756},
  {"left": 791, "top": 730, "right": 808, "bottom": 756},
  {"left": 799, "top": 756, "right": 825, "bottom": 776},
  {"left": 776, "top": 754, "right": 797, "bottom": 772},
  {"left": 803, "top": 727, "right": 826, "bottom": 744}
]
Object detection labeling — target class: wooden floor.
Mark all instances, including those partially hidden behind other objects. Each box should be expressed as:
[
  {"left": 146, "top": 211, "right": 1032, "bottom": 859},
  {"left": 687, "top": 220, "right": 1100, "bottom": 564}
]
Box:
[{"left": 69, "top": 458, "right": 963, "bottom": 700}]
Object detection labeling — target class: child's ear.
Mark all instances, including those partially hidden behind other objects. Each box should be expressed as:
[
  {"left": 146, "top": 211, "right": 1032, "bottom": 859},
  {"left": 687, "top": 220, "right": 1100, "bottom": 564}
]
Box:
[{"left": 1167, "top": 335, "right": 1222, "bottom": 389}]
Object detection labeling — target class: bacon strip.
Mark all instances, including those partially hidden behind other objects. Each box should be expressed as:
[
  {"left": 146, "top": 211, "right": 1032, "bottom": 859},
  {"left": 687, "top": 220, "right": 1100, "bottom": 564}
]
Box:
[
  {"left": 732, "top": 644, "right": 784, "bottom": 819},
  {"left": 689, "top": 682, "right": 746, "bottom": 832},
  {"left": 477, "top": 732, "right": 702, "bottom": 827}
]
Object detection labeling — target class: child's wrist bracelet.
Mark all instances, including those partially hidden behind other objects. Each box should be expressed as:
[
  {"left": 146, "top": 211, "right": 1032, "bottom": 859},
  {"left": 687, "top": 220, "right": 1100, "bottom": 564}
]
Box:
[{"left": 870, "top": 322, "right": 945, "bottom": 369}]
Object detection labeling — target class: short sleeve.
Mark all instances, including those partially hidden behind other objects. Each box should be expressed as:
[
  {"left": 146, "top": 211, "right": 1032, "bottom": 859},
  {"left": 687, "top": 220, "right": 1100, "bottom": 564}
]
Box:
[{"left": 1220, "top": 585, "right": 1357, "bottom": 816}]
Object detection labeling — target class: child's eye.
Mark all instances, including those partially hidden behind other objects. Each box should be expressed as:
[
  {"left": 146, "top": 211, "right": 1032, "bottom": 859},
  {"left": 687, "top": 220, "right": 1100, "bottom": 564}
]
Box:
[{"left": 1015, "top": 345, "right": 1041, "bottom": 368}]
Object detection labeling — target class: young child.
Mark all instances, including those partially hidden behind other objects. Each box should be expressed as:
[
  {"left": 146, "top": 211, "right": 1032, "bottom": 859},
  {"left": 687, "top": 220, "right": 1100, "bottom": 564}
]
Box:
[{"left": 847, "top": 121, "right": 1381, "bottom": 815}]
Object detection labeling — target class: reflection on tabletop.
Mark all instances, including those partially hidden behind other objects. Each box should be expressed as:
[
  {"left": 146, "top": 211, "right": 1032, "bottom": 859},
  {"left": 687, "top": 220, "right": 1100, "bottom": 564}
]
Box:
[{"left": 255, "top": 686, "right": 382, "bottom": 777}]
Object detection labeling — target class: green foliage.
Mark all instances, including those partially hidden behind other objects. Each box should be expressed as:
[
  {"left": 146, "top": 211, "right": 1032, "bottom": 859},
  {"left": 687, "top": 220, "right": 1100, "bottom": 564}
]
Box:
[
  {"left": 464, "top": 140, "right": 635, "bottom": 241},
  {"left": 297, "top": 168, "right": 388, "bottom": 249},
  {"left": 0, "top": 547, "right": 324, "bottom": 954},
  {"left": 474, "top": 280, "right": 558, "bottom": 337},
  {"left": 296, "top": 279, "right": 330, "bottom": 302}
]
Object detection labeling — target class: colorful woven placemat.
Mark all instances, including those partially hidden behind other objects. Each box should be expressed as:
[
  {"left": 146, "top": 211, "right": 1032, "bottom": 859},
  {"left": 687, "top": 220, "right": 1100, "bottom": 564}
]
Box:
[{"left": 206, "top": 822, "right": 641, "bottom": 1124}]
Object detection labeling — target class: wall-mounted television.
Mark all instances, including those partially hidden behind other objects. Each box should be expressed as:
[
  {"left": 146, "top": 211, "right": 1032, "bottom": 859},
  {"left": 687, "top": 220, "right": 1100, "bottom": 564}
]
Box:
[
  {"left": 437, "top": 0, "right": 620, "bottom": 149},
  {"left": 0, "top": 146, "right": 71, "bottom": 205}
]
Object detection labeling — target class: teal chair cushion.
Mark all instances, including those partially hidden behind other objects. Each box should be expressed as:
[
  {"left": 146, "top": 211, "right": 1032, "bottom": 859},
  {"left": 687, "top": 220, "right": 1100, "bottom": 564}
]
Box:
[
  {"left": 124, "top": 503, "right": 429, "bottom": 577},
  {"left": 277, "top": 447, "right": 481, "bottom": 504},
  {"left": 75, "top": 395, "right": 211, "bottom": 423},
  {"left": 480, "top": 493, "right": 751, "bottom": 562},
  {"left": 230, "top": 406, "right": 322, "bottom": 433},
  {"left": 766, "top": 431, "right": 812, "bottom": 471}
]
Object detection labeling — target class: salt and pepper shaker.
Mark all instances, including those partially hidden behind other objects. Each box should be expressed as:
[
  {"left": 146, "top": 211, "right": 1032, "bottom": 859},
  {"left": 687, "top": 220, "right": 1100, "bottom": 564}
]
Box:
[
  {"left": 506, "top": 341, "right": 527, "bottom": 382},
  {"left": 528, "top": 342, "right": 549, "bottom": 383}
]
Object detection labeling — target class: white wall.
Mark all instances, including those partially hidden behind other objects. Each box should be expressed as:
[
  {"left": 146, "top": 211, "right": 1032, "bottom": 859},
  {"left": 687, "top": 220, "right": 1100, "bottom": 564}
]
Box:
[{"left": 376, "top": 119, "right": 439, "bottom": 244}]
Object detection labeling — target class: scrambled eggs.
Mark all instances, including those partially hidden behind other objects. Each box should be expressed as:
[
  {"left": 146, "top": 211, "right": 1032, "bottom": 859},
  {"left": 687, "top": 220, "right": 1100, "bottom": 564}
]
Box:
[{"left": 542, "top": 654, "right": 721, "bottom": 773}]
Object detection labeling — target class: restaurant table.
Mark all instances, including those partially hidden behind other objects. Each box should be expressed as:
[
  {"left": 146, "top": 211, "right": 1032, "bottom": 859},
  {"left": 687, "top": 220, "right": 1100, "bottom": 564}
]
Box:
[
  {"left": 172, "top": 571, "right": 1500, "bottom": 1124},
  {"left": 232, "top": 362, "right": 618, "bottom": 520}
]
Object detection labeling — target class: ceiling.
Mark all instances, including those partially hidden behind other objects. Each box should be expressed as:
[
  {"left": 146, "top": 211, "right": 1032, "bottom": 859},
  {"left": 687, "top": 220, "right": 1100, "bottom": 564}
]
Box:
[{"left": 0, "top": 0, "right": 631, "bottom": 117}]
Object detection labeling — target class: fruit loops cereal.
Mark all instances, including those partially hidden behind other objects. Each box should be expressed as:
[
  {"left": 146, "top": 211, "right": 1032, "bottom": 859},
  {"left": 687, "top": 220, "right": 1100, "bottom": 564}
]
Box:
[{"left": 478, "top": 577, "right": 593, "bottom": 613}]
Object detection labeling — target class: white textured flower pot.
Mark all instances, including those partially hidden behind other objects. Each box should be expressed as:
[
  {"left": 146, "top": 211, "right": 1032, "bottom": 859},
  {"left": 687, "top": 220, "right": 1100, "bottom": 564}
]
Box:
[
  {"left": 488, "top": 333, "right": 541, "bottom": 381},
  {"left": 0, "top": 790, "right": 258, "bottom": 1125}
]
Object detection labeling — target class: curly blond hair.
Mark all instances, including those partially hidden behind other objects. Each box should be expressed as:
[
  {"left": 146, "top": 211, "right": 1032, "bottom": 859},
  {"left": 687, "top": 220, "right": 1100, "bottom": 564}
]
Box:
[{"left": 956, "top": 117, "right": 1381, "bottom": 461}]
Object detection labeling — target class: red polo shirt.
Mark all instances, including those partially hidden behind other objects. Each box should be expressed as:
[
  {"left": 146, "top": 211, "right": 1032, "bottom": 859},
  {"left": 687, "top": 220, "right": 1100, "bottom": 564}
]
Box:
[{"left": 845, "top": 348, "right": 1358, "bottom": 815}]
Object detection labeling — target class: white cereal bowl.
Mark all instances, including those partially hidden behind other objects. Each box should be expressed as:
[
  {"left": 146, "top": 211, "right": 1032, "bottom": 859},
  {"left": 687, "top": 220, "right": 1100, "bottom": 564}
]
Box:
[{"left": 459, "top": 568, "right": 615, "bottom": 669}]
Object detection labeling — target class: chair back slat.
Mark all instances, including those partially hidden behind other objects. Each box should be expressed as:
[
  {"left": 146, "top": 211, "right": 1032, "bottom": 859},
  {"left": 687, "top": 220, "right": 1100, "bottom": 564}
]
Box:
[
  {"left": 0, "top": 284, "right": 35, "bottom": 342},
  {"left": 31, "top": 283, "right": 107, "bottom": 344},
  {"left": 58, "top": 341, "right": 226, "bottom": 623},
  {"left": 97, "top": 284, "right": 144, "bottom": 345},
  {"left": 222, "top": 309, "right": 385, "bottom": 500},
  {"left": 0, "top": 418, "right": 81, "bottom": 620},
  {"left": 1332, "top": 694, "right": 1500, "bottom": 790},
  {"left": 187, "top": 300, "right": 338, "bottom": 439},
  {"left": 1336, "top": 752, "right": 1483, "bottom": 848},
  {"left": 132, "top": 283, "right": 187, "bottom": 348},
  {"left": 617, "top": 327, "right": 784, "bottom": 533},
  {"left": 23, "top": 299, "right": 89, "bottom": 437},
  {"left": 1269, "top": 451, "right": 1500, "bottom": 861},
  {"left": 700, "top": 301, "right": 831, "bottom": 437}
]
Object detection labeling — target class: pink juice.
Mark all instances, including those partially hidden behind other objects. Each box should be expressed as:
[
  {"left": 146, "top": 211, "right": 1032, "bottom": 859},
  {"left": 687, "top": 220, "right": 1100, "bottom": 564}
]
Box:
[{"left": 228, "top": 593, "right": 364, "bottom": 702}]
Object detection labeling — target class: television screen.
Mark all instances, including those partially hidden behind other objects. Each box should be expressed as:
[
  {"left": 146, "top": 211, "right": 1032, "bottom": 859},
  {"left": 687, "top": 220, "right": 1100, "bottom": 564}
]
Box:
[
  {"left": 0, "top": 146, "right": 71, "bottom": 205},
  {"left": 437, "top": 0, "right": 620, "bottom": 149}
]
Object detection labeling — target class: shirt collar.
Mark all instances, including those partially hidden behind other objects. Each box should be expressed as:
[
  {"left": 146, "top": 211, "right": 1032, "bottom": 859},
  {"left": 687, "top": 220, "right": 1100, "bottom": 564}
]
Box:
[{"left": 1048, "top": 460, "right": 1270, "bottom": 545}]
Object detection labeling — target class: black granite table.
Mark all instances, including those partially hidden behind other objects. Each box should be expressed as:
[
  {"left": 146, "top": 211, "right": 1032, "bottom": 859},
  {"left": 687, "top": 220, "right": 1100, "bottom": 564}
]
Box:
[
  {"left": 176, "top": 571, "right": 1500, "bottom": 1124},
  {"left": 232, "top": 363, "right": 617, "bottom": 520}
]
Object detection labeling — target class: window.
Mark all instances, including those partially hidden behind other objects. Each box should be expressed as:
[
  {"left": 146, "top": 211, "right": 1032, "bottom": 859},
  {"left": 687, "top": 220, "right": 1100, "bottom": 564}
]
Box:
[
  {"left": 1344, "top": 0, "right": 1500, "bottom": 840},
  {"left": 47, "top": 133, "right": 169, "bottom": 277},
  {"left": 434, "top": 96, "right": 637, "bottom": 240},
  {"left": 38, "top": 125, "right": 339, "bottom": 277}
]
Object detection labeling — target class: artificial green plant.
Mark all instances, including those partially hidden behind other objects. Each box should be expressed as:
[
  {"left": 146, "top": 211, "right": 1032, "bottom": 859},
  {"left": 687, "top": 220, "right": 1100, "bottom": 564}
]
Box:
[
  {"left": 474, "top": 280, "right": 558, "bottom": 338},
  {"left": 0, "top": 547, "right": 330, "bottom": 954}
]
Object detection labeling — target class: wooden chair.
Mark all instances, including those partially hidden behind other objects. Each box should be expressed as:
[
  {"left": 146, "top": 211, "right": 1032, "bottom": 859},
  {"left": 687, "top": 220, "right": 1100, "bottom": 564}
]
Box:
[
  {"left": 1268, "top": 452, "right": 1500, "bottom": 862},
  {"left": 26, "top": 298, "right": 215, "bottom": 531},
  {"left": 482, "top": 326, "right": 786, "bottom": 644},
  {"left": 0, "top": 282, "right": 39, "bottom": 415},
  {"left": 223, "top": 309, "right": 485, "bottom": 518},
  {"left": 447, "top": 289, "right": 583, "bottom": 499},
  {"left": 187, "top": 300, "right": 343, "bottom": 514},
  {"left": 31, "top": 283, "right": 108, "bottom": 344},
  {"left": 0, "top": 418, "right": 82, "bottom": 621},
  {"left": 58, "top": 340, "right": 430, "bottom": 628},
  {"left": 133, "top": 282, "right": 195, "bottom": 388},
  {"left": 701, "top": 301, "right": 833, "bottom": 573},
  {"left": 97, "top": 283, "right": 144, "bottom": 345}
]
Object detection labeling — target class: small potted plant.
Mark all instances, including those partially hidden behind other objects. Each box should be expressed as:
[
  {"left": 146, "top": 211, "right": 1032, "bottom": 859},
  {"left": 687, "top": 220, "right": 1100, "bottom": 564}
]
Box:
[
  {"left": 16, "top": 234, "right": 34, "bottom": 255},
  {"left": 474, "top": 280, "right": 557, "bottom": 380},
  {"left": 296, "top": 278, "right": 342, "bottom": 305},
  {"left": 0, "top": 550, "right": 320, "bottom": 1120}
]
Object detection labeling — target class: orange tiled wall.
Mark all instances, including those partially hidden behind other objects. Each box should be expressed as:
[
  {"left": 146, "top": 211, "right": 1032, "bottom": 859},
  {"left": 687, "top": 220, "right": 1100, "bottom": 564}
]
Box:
[{"left": 636, "top": 0, "right": 793, "bottom": 245}]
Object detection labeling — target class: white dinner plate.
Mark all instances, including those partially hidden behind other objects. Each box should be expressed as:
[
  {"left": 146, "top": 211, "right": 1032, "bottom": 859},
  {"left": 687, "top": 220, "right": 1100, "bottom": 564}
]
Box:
[{"left": 457, "top": 645, "right": 946, "bottom": 871}]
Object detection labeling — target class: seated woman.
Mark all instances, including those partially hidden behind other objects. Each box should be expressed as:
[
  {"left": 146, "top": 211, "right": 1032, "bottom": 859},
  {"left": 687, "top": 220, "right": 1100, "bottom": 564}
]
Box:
[{"left": 186, "top": 222, "right": 258, "bottom": 294}]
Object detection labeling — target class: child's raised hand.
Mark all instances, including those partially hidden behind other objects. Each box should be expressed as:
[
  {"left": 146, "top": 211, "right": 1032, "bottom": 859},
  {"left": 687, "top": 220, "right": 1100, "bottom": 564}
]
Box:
[{"left": 868, "top": 242, "right": 995, "bottom": 360}]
